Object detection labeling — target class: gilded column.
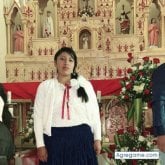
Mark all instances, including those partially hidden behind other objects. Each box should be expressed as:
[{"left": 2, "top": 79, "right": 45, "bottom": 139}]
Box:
[
  {"left": 143, "top": 12, "right": 149, "bottom": 49},
  {"left": 91, "top": 30, "right": 95, "bottom": 50},
  {"left": 53, "top": 0, "right": 58, "bottom": 38},
  {"left": 6, "top": 19, "right": 11, "bottom": 54},
  {"left": 33, "top": 0, "right": 39, "bottom": 38},
  {"left": 161, "top": 15, "right": 164, "bottom": 48},
  {"left": 22, "top": 19, "right": 27, "bottom": 54}
]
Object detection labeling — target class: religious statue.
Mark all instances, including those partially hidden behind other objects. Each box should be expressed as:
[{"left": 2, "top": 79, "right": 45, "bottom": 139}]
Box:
[
  {"left": 43, "top": 11, "right": 54, "bottom": 38},
  {"left": 116, "top": 5, "right": 130, "bottom": 34},
  {"left": 82, "top": 33, "right": 89, "bottom": 49},
  {"left": 13, "top": 24, "right": 24, "bottom": 52},
  {"left": 148, "top": 18, "right": 159, "bottom": 48}
]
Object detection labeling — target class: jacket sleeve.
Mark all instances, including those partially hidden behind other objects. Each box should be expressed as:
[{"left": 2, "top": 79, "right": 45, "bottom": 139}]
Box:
[
  {"left": 33, "top": 82, "right": 46, "bottom": 148},
  {"left": 0, "top": 96, "right": 4, "bottom": 122},
  {"left": 85, "top": 81, "right": 101, "bottom": 141},
  {"left": 152, "top": 99, "right": 165, "bottom": 136}
]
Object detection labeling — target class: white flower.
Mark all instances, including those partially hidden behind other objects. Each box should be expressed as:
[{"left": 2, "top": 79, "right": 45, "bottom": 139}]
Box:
[
  {"left": 135, "top": 127, "right": 139, "bottom": 131},
  {"left": 121, "top": 95, "right": 125, "bottom": 99},
  {"left": 133, "top": 83, "right": 145, "bottom": 93},
  {"left": 122, "top": 87, "right": 126, "bottom": 92},
  {"left": 121, "top": 159, "right": 126, "bottom": 163},
  {"left": 138, "top": 135, "right": 145, "bottom": 142},
  {"left": 31, "top": 114, "right": 34, "bottom": 118},
  {"left": 29, "top": 119, "right": 33, "bottom": 124},
  {"left": 70, "top": 79, "right": 80, "bottom": 89},
  {"left": 131, "top": 66, "right": 137, "bottom": 71},
  {"left": 28, "top": 128, "right": 33, "bottom": 133},
  {"left": 77, "top": 76, "right": 86, "bottom": 87},
  {"left": 139, "top": 65, "right": 143, "bottom": 70},
  {"left": 147, "top": 141, "right": 152, "bottom": 147},
  {"left": 126, "top": 81, "right": 129, "bottom": 85},
  {"left": 149, "top": 64, "right": 154, "bottom": 69},
  {"left": 25, "top": 132, "right": 30, "bottom": 137},
  {"left": 124, "top": 147, "right": 129, "bottom": 151},
  {"left": 70, "top": 76, "right": 86, "bottom": 89}
]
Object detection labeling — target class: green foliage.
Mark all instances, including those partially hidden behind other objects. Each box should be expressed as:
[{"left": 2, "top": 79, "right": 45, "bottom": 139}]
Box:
[{"left": 22, "top": 109, "right": 35, "bottom": 144}]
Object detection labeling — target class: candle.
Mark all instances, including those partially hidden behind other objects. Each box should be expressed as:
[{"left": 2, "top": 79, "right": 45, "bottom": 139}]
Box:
[
  {"left": 7, "top": 91, "right": 12, "bottom": 104},
  {"left": 97, "top": 90, "right": 101, "bottom": 103},
  {"left": 8, "top": 107, "right": 14, "bottom": 117}
]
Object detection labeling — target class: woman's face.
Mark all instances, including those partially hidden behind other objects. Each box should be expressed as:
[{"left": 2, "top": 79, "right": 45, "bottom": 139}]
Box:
[{"left": 55, "top": 52, "right": 75, "bottom": 77}]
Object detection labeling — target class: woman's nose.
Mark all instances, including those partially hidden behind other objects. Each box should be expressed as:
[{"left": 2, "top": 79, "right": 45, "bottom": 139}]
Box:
[{"left": 64, "top": 59, "right": 69, "bottom": 65}]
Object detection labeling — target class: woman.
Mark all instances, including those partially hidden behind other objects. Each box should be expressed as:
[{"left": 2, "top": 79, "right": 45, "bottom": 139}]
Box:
[
  {"left": 0, "top": 84, "right": 12, "bottom": 129},
  {"left": 34, "top": 47, "right": 101, "bottom": 165},
  {"left": 0, "top": 84, "right": 15, "bottom": 165}
]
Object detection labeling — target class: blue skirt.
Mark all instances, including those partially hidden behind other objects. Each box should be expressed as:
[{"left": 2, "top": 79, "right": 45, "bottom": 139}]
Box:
[{"left": 39, "top": 124, "right": 98, "bottom": 165}]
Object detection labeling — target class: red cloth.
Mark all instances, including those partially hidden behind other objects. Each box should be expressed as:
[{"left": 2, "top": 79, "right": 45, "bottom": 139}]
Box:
[
  {"left": 90, "top": 78, "right": 121, "bottom": 96},
  {"left": 3, "top": 79, "right": 121, "bottom": 100},
  {"left": 3, "top": 82, "right": 40, "bottom": 100}
]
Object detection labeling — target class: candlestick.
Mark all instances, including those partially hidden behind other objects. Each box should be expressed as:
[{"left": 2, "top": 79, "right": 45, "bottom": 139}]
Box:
[
  {"left": 7, "top": 91, "right": 12, "bottom": 104},
  {"left": 97, "top": 90, "right": 101, "bottom": 103},
  {"left": 8, "top": 107, "right": 14, "bottom": 117}
]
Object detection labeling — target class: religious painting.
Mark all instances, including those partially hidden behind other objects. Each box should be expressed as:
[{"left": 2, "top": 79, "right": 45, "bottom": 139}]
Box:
[{"left": 115, "top": 0, "right": 133, "bottom": 34}]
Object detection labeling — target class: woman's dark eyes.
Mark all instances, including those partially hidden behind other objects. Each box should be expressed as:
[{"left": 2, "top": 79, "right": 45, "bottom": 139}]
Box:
[{"left": 60, "top": 57, "right": 73, "bottom": 62}]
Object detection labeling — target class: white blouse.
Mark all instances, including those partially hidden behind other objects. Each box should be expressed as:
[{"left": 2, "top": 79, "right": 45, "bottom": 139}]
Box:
[
  {"left": 0, "top": 96, "right": 4, "bottom": 122},
  {"left": 34, "top": 76, "right": 101, "bottom": 148}
]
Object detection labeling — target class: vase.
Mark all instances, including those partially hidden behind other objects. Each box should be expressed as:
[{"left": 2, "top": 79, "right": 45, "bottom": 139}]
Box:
[
  {"left": 133, "top": 98, "right": 143, "bottom": 129},
  {"left": 127, "top": 98, "right": 144, "bottom": 129}
]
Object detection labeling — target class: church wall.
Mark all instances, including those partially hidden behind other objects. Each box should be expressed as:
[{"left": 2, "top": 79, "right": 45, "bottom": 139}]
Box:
[
  {"left": 2, "top": 0, "right": 165, "bottom": 82},
  {"left": 0, "top": 0, "right": 7, "bottom": 82}
]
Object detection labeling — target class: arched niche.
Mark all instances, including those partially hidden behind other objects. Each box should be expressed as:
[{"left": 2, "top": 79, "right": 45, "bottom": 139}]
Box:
[
  {"left": 115, "top": 0, "right": 134, "bottom": 34},
  {"left": 11, "top": 7, "right": 24, "bottom": 54},
  {"left": 79, "top": 29, "right": 91, "bottom": 49},
  {"left": 148, "top": 0, "right": 161, "bottom": 48},
  {"left": 38, "top": 0, "right": 55, "bottom": 38}
]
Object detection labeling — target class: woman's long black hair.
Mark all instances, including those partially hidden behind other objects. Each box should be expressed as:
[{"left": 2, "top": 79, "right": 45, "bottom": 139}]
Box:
[
  {"left": 0, "top": 84, "right": 12, "bottom": 129},
  {"left": 54, "top": 47, "right": 88, "bottom": 102}
]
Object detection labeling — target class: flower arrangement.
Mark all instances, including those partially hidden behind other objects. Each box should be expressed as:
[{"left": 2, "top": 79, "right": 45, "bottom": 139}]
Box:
[
  {"left": 102, "top": 127, "right": 159, "bottom": 165},
  {"left": 22, "top": 108, "right": 35, "bottom": 144},
  {"left": 78, "top": 6, "right": 94, "bottom": 17},
  {"left": 118, "top": 54, "right": 160, "bottom": 127},
  {"left": 101, "top": 54, "right": 161, "bottom": 164},
  {"left": 119, "top": 54, "right": 160, "bottom": 104}
]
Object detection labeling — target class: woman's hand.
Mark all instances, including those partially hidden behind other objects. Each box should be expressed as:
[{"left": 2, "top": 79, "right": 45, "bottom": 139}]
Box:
[
  {"left": 94, "top": 140, "right": 101, "bottom": 155},
  {"left": 37, "top": 146, "right": 48, "bottom": 162},
  {"left": 157, "top": 135, "right": 165, "bottom": 152}
]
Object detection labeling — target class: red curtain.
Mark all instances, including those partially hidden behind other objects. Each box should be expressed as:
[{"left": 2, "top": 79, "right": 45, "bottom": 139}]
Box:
[{"left": 3, "top": 79, "right": 121, "bottom": 100}]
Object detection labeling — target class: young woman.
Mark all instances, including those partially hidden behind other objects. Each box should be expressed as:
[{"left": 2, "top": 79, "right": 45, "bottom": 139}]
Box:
[
  {"left": 0, "top": 84, "right": 15, "bottom": 164},
  {"left": 34, "top": 47, "right": 101, "bottom": 165}
]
